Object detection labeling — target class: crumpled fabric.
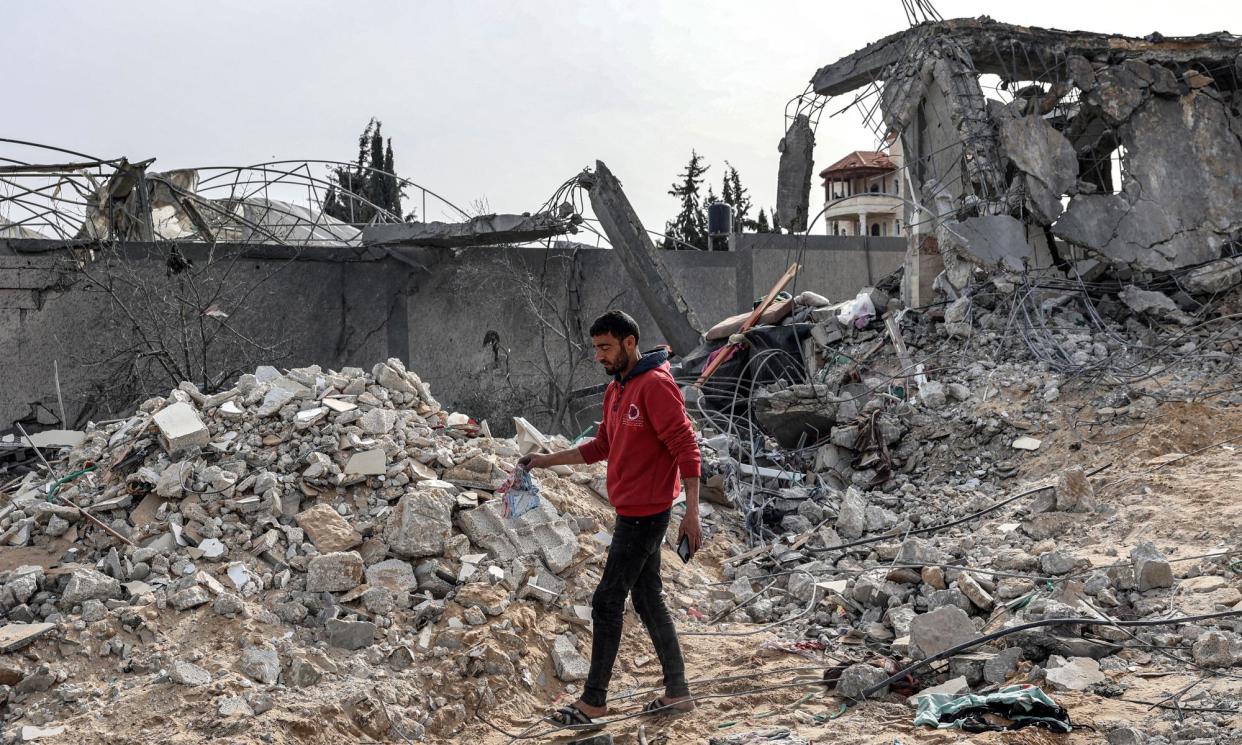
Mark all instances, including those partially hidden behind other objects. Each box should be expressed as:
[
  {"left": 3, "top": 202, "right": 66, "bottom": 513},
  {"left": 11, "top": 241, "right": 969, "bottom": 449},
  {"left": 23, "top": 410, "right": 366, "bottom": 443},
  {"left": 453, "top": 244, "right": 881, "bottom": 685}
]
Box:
[
  {"left": 497, "top": 467, "right": 541, "bottom": 519},
  {"left": 913, "top": 684, "right": 1071, "bottom": 733}
]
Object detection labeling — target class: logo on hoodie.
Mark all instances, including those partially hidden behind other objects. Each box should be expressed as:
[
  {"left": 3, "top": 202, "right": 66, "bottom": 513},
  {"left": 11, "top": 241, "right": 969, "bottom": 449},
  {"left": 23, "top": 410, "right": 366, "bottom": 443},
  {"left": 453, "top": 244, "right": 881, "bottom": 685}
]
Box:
[{"left": 624, "top": 403, "right": 645, "bottom": 428}]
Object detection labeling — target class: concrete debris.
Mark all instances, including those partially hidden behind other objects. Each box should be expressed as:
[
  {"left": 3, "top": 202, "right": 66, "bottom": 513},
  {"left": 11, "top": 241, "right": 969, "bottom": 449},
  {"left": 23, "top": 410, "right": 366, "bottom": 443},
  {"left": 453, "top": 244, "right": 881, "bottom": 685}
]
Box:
[
  {"left": 835, "top": 662, "right": 889, "bottom": 699},
  {"left": 362, "top": 210, "right": 577, "bottom": 249},
  {"left": 776, "top": 114, "right": 815, "bottom": 233},
  {"left": 910, "top": 606, "right": 976, "bottom": 659},
  {"left": 551, "top": 634, "right": 590, "bottom": 682},
  {"left": 1045, "top": 655, "right": 1106, "bottom": 691},
  {"left": 1130, "top": 541, "right": 1174, "bottom": 591}
]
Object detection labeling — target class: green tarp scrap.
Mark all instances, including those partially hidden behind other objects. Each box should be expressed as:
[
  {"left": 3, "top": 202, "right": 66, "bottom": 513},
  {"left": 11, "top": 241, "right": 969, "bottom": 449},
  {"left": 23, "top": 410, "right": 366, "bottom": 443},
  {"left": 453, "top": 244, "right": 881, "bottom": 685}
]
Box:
[{"left": 913, "top": 684, "right": 1072, "bottom": 733}]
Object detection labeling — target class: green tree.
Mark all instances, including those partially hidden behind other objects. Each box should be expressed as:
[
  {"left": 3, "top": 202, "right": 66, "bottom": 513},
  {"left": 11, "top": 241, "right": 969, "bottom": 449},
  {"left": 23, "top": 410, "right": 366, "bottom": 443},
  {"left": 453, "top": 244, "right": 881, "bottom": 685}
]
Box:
[
  {"left": 755, "top": 208, "right": 771, "bottom": 233},
  {"left": 324, "top": 118, "right": 409, "bottom": 224},
  {"left": 662, "top": 150, "right": 709, "bottom": 250},
  {"left": 722, "top": 162, "right": 754, "bottom": 232}
]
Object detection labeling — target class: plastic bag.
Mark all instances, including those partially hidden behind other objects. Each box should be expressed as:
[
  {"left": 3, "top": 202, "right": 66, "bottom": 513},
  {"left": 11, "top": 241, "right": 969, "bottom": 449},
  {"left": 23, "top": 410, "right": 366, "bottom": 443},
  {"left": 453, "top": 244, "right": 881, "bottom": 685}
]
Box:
[
  {"left": 497, "top": 466, "right": 542, "bottom": 519},
  {"left": 836, "top": 290, "right": 876, "bottom": 329}
]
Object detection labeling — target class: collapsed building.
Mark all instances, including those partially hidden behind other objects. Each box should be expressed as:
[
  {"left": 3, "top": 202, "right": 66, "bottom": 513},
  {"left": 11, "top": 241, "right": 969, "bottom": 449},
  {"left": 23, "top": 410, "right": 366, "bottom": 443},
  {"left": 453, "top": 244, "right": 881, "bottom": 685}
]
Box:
[{"left": 782, "top": 17, "right": 1242, "bottom": 305}]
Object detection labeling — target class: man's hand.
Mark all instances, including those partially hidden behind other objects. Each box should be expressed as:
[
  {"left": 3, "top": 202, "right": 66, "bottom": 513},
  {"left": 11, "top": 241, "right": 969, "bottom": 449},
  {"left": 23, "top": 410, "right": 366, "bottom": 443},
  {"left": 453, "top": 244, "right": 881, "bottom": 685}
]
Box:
[
  {"left": 677, "top": 509, "right": 703, "bottom": 556},
  {"left": 517, "top": 453, "right": 549, "bottom": 470}
]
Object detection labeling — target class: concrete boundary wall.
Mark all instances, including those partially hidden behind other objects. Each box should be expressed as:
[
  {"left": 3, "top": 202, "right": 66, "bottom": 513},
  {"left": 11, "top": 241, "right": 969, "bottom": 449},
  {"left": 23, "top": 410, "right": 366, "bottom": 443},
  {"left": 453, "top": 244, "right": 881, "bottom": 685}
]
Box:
[{"left": 1, "top": 235, "right": 901, "bottom": 434}]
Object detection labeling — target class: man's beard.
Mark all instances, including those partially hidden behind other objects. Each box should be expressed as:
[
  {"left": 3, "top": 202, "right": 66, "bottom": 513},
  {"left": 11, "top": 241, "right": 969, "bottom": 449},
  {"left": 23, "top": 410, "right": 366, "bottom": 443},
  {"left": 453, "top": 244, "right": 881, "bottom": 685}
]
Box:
[{"left": 603, "top": 349, "right": 631, "bottom": 375}]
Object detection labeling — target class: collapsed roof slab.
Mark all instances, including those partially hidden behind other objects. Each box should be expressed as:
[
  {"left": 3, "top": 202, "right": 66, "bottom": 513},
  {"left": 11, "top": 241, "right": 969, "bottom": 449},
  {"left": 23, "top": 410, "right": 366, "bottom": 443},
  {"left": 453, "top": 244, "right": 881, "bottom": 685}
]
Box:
[
  {"left": 813, "top": 17, "right": 1242, "bottom": 96},
  {"left": 362, "top": 211, "right": 574, "bottom": 249}
]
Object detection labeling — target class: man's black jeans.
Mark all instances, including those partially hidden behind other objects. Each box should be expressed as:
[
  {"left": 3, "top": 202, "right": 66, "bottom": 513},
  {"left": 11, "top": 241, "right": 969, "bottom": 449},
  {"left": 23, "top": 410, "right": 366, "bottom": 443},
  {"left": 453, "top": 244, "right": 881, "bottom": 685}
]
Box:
[{"left": 582, "top": 508, "right": 689, "bottom": 708}]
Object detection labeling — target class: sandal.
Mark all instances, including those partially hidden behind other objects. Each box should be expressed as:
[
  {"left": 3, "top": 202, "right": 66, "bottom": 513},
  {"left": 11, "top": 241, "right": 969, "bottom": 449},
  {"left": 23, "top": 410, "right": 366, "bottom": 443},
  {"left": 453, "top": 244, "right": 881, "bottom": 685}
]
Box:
[
  {"left": 641, "top": 697, "right": 695, "bottom": 716},
  {"left": 546, "top": 704, "right": 604, "bottom": 732}
]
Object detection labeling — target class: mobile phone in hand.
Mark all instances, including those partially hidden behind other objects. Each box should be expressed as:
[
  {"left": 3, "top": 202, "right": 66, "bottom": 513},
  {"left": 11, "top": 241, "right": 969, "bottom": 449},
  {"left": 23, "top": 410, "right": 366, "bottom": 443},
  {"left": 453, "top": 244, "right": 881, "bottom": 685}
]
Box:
[{"left": 677, "top": 535, "right": 692, "bottom": 564}]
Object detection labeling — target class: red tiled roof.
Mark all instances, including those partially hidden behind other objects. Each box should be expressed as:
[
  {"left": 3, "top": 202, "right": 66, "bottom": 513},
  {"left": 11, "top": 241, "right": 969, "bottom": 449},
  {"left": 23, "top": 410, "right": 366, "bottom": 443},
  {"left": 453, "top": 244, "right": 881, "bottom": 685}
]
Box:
[{"left": 819, "top": 150, "right": 895, "bottom": 177}]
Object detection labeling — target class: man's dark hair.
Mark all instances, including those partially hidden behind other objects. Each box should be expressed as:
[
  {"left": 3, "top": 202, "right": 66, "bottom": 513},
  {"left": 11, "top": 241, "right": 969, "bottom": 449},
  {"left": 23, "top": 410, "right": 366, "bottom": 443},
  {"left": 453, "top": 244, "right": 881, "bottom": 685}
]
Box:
[{"left": 589, "top": 310, "right": 640, "bottom": 342}]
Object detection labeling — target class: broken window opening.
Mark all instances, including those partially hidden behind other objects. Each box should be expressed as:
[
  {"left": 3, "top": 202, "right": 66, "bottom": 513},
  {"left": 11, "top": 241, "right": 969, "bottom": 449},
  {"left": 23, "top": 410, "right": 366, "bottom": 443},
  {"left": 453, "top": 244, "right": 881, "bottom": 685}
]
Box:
[
  {"left": 870, "top": 223, "right": 881, "bottom": 237},
  {"left": 1109, "top": 145, "right": 1129, "bottom": 195}
]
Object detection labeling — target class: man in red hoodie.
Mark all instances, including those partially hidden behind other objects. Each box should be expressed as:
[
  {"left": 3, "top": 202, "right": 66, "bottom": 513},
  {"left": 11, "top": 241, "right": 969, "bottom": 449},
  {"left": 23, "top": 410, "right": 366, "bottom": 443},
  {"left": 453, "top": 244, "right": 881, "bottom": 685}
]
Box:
[{"left": 521, "top": 310, "right": 702, "bottom": 727}]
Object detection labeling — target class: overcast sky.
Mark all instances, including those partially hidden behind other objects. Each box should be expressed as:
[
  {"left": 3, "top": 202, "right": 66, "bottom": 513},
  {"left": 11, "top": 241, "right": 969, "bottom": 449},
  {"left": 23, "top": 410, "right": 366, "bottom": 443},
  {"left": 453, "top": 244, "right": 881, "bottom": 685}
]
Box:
[{"left": 6, "top": 1, "right": 1240, "bottom": 232}]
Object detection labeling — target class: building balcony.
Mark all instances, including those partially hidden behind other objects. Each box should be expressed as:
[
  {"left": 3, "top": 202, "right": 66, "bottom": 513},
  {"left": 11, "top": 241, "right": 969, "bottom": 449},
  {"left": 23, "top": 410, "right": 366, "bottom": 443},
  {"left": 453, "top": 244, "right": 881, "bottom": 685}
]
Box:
[{"left": 822, "top": 193, "right": 902, "bottom": 221}]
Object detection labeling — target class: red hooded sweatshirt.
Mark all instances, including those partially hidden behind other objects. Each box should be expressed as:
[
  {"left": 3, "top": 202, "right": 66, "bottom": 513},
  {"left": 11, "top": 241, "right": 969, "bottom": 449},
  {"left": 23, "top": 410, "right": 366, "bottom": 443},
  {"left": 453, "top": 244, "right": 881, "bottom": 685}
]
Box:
[{"left": 576, "top": 349, "right": 702, "bottom": 517}]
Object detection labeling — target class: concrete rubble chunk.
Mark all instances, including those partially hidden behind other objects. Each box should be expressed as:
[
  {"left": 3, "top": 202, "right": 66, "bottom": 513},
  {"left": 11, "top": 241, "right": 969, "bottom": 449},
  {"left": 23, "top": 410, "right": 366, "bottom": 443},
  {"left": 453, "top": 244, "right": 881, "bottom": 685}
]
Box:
[
  {"left": 776, "top": 114, "right": 815, "bottom": 232},
  {"left": 325, "top": 619, "right": 376, "bottom": 650},
  {"left": 835, "top": 662, "right": 889, "bottom": 699},
  {"left": 359, "top": 408, "right": 397, "bottom": 435},
  {"left": 152, "top": 401, "right": 210, "bottom": 452},
  {"left": 385, "top": 489, "right": 456, "bottom": 559},
  {"left": 257, "top": 386, "right": 296, "bottom": 417},
  {"left": 1130, "top": 541, "right": 1173, "bottom": 591},
  {"left": 239, "top": 646, "right": 281, "bottom": 685},
  {"left": 0, "top": 623, "right": 55, "bottom": 653},
  {"left": 551, "top": 634, "right": 590, "bottom": 682},
  {"left": 1191, "top": 630, "right": 1242, "bottom": 668},
  {"left": 910, "top": 606, "right": 977, "bottom": 659},
  {"left": 983, "top": 647, "right": 1023, "bottom": 684},
  {"left": 296, "top": 504, "right": 363, "bottom": 553},
  {"left": 1119, "top": 286, "right": 1191, "bottom": 324},
  {"left": 907, "top": 675, "right": 969, "bottom": 705},
  {"left": 62, "top": 566, "right": 121, "bottom": 605},
  {"left": 169, "top": 586, "right": 212, "bottom": 610},
  {"left": 1055, "top": 468, "right": 1096, "bottom": 512},
  {"left": 836, "top": 488, "right": 868, "bottom": 540},
  {"left": 169, "top": 660, "right": 212, "bottom": 686},
  {"left": 344, "top": 448, "right": 386, "bottom": 476},
  {"left": 1045, "top": 655, "right": 1105, "bottom": 691},
  {"left": 217, "top": 695, "right": 254, "bottom": 718},
  {"left": 365, "top": 559, "right": 418, "bottom": 593},
  {"left": 1183, "top": 257, "right": 1242, "bottom": 295},
  {"left": 956, "top": 572, "right": 994, "bottom": 611},
  {"left": 456, "top": 499, "right": 578, "bottom": 572},
  {"left": 306, "top": 551, "right": 365, "bottom": 592}
]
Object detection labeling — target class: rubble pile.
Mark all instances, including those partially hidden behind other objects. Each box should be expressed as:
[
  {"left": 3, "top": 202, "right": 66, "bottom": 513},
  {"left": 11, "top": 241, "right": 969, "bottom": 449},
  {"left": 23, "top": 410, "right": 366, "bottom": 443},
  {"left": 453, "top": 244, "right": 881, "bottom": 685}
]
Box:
[
  {"left": 0, "top": 358, "right": 658, "bottom": 742},
  {"left": 683, "top": 267, "right": 1242, "bottom": 741}
]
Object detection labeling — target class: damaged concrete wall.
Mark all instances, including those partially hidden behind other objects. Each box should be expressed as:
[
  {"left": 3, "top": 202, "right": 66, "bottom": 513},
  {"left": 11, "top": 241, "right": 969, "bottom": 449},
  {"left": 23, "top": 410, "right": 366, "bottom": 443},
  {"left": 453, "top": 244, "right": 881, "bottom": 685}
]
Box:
[
  {"left": 4, "top": 236, "right": 909, "bottom": 437},
  {"left": 1, "top": 242, "right": 403, "bottom": 431}
]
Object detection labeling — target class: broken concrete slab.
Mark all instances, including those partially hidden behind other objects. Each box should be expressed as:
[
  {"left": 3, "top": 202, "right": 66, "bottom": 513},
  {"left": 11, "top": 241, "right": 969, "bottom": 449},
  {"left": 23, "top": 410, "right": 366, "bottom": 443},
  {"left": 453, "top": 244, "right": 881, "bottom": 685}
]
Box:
[
  {"left": 1045, "top": 655, "right": 1105, "bottom": 691},
  {"left": 295, "top": 504, "right": 362, "bottom": 553},
  {"left": 1130, "top": 541, "right": 1173, "bottom": 591},
  {"left": 776, "top": 114, "right": 815, "bottom": 233},
  {"left": 998, "top": 114, "right": 1078, "bottom": 223},
  {"left": 362, "top": 211, "right": 575, "bottom": 249},
  {"left": 384, "top": 488, "right": 455, "bottom": 559},
  {"left": 0, "top": 623, "right": 55, "bottom": 653},
  {"left": 910, "top": 606, "right": 976, "bottom": 659},
  {"left": 306, "top": 551, "right": 365, "bottom": 592},
  {"left": 344, "top": 448, "right": 386, "bottom": 476},
  {"left": 365, "top": 558, "right": 418, "bottom": 593},
  {"left": 551, "top": 634, "right": 589, "bottom": 682},
  {"left": 942, "top": 215, "right": 1034, "bottom": 273},
  {"left": 152, "top": 402, "right": 210, "bottom": 452}
]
